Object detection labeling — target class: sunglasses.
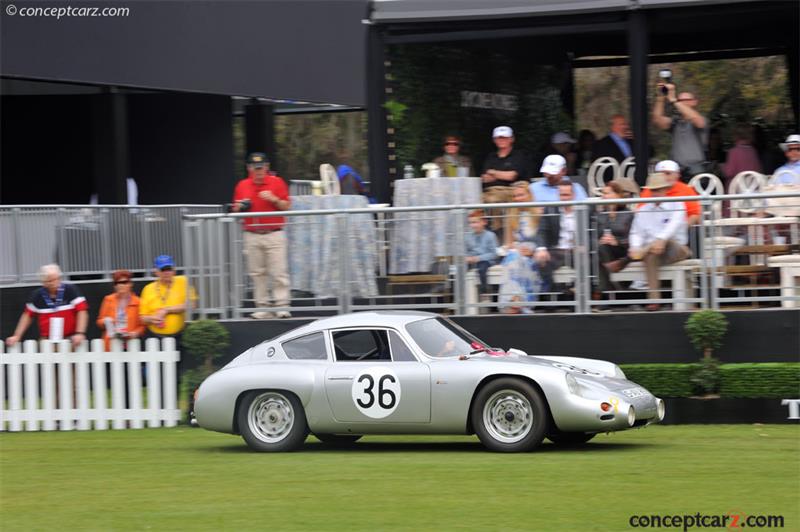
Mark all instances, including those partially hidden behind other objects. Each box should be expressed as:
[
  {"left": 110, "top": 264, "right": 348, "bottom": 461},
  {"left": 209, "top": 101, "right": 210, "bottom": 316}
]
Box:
[
  {"left": 114, "top": 280, "right": 131, "bottom": 285},
  {"left": 159, "top": 266, "right": 174, "bottom": 272},
  {"left": 788, "top": 147, "right": 800, "bottom": 152},
  {"left": 445, "top": 141, "right": 460, "bottom": 146}
]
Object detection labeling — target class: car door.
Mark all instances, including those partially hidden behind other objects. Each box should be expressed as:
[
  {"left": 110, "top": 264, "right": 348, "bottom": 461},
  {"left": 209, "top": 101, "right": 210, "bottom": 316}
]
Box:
[{"left": 324, "top": 328, "right": 431, "bottom": 423}]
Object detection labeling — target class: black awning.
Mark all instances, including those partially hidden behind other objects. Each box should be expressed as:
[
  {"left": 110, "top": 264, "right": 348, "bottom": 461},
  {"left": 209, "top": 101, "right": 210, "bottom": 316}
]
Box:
[{"left": 1, "top": 0, "right": 369, "bottom": 106}]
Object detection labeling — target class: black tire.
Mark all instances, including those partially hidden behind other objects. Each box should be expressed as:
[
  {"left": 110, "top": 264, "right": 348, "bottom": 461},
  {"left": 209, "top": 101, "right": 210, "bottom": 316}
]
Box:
[
  {"left": 237, "top": 390, "right": 309, "bottom": 452},
  {"left": 314, "top": 434, "right": 363, "bottom": 446},
  {"left": 471, "top": 377, "right": 548, "bottom": 452},
  {"left": 547, "top": 431, "right": 596, "bottom": 446}
]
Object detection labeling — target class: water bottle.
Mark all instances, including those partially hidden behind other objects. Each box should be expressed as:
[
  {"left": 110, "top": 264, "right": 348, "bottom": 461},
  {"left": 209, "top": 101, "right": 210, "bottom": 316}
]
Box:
[{"left": 403, "top": 164, "right": 414, "bottom": 179}]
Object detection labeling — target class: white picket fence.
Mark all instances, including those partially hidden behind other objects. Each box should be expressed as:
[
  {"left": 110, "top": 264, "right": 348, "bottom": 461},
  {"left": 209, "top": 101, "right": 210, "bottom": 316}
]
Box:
[{"left": 1, "top": 338, "right": 181, "bottom": 431}]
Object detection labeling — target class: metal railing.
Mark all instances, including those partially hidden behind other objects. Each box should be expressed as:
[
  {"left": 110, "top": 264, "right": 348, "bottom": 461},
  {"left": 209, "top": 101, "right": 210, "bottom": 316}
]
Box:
[
  {"left": 182, "top": 190, "right": 800, "bottom": 317},
  {"left": 0, "top": 205, "right": 223, "bottom": 286}
]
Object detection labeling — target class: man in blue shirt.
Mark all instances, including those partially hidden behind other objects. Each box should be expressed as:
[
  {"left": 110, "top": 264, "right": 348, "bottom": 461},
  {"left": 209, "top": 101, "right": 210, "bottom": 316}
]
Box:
[
  {"left": 465, "top": 210, "right": 499, "bottom": 293},
  {"left": 774, "top": 134, "right": 800, "bottom": 184},
  {"left": 530, "top": 155, "right": 588, "bottom": 202}
]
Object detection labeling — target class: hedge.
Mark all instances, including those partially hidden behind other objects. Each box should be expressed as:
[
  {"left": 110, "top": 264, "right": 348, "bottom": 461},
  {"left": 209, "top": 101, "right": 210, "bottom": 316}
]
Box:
[{"left": 620, "top": 363, "right": 800, "bottom": 398}]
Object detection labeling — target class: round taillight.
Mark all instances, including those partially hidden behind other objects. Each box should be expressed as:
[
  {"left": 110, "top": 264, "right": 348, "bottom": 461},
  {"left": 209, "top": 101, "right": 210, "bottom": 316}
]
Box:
[{"left": 600, "top": 402, "right": 612, "bottom": 412}]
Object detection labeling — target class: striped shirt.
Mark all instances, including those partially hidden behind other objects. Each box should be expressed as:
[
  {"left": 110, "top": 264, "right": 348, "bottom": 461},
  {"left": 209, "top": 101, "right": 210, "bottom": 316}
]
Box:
[{"left": 25, "top": 283, "right": 88, "bottom": 338}]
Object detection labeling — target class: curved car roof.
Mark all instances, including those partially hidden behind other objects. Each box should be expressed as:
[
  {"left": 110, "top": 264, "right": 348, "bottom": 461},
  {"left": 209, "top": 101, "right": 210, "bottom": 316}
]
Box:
[{"left": 276, "top": 311, "right": 437, "bottom": 340}]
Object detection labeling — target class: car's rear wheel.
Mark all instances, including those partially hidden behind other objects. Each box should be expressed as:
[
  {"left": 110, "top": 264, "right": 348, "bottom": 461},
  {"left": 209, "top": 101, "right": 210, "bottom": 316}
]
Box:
[
  {"left": 547, "top": 431, "right": 596, "bottom": 446},
  {"left": 471, "top": 378, "right": 548, "bottom": 452},
  {"left": 314, "top": 434, "right": 362, "bottom": 446},
  {"left": 238, "top": 391, "right": 308, "bottom": 452}
]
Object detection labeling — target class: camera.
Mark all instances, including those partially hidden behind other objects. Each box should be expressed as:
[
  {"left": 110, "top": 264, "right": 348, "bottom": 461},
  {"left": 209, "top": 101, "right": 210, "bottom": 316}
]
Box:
[
  {"left": 659, "top": 69, "right": 673, "bottom": 95},
  {"left": 224, "top": 198, "right": 252, "bottom": 214}
]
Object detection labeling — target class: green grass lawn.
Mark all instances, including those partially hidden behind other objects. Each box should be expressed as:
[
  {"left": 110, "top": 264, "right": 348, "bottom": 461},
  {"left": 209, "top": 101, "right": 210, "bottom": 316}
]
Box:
[{"left": 1, "top": 426, "right": 798, "bottom": 531}]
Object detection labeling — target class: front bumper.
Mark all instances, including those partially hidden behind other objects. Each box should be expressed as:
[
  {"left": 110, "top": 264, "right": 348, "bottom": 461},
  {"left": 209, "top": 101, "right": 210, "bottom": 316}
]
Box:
[{"left": 550, "top": 392, "right": 665, "bottom": 433}]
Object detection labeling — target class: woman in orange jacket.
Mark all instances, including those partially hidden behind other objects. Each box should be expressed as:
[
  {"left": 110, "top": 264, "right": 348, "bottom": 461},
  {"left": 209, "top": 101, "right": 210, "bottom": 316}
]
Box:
[{"left": 96, "top": 270, "right": 146, "bottom": 350}]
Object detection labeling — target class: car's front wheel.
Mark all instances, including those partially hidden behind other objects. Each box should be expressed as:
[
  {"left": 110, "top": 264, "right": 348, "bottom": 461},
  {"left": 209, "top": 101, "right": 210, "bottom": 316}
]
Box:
[
  {"left": 547, "top": 431, "right": 596, "bottom": 446},
  {"left": 238, "top": 391, "right": 308, "bottom": 452},
  {"left": 314, "top": 434, "right": 362, "bottom": 446},
  {"left": 471, "top": 378, "right": 548, "bottom": 452}
]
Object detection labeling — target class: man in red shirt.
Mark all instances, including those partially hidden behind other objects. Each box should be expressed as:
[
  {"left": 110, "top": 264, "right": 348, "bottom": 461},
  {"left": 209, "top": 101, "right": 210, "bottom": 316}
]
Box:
[
  {"left": 640, "top": 159, "right": 701, "bottom": 225},
  {"left": 6, "top": 264, "right": 89, "bottom": 348},
  {"left": 232, "top": 152, "right": 292, "bottom": 319}
]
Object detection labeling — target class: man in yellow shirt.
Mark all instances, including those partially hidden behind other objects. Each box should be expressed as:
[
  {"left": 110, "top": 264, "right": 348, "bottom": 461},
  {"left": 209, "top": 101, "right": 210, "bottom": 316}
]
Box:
[{"left": 140, "top": 255, "right": 197, "bottom": 337}]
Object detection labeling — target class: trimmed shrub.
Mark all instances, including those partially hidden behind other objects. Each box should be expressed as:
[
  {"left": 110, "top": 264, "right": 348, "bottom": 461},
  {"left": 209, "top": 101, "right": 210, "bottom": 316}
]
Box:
[
  {"left": 620, "top": 364, "right": 698, "bottom": 397},
  {"left": 620, "top": 362, "right": 800, "bottom": 398},
  {"left": 719, "top": 363, "right": 800, "bottom": 398},
  {"left": 685, "top": 310, "right": 728, "bottom": 359}
]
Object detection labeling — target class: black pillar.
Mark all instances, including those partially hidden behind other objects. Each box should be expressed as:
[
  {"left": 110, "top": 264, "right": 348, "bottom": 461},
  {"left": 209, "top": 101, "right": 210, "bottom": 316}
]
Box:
[
  {"left": 627, "top": 11, "right": 649, "bottom": 186},
  {"left": 787, "top": 45, "right": 799, "bottom": 131},
  {"left": 245, "top": 100, "right": 277, "bottom": 172},
  {"left": 91, "top": 87, "right": 129, "bottom": 203},
  {"left": 366, "top": 25, "right": 391, "bottom": 204}
]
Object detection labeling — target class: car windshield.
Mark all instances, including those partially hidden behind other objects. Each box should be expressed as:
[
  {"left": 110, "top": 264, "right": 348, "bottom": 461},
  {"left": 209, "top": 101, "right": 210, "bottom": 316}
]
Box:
[{"left": 406, "top": 317, "right": 489, "bottom": 358}]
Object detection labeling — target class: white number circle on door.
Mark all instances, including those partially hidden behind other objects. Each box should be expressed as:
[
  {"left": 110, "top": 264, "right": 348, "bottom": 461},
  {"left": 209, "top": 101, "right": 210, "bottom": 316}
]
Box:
[{"left": 351, "top": 367, "right": 401, "bottom": 419}]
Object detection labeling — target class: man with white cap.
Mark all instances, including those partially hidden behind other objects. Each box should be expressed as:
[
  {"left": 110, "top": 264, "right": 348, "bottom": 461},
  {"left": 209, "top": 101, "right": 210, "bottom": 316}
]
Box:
[
  {"left": 639, "top": 159, "right": 701, "bottom": 225},
  {"left": 530, "top": 154, "right": 588, "bottom": 202},
  {"left": 480, "top": 126, "right": 530, "bottom": 198},
  {"left": 542, "top": 132, "right": 577, "bottom": 175},
  {"left": 773, "top": 134, "right": 800, "bottom": 185},
  {"left": 629, "top": 172, "right": 691, "bottom": 311}
]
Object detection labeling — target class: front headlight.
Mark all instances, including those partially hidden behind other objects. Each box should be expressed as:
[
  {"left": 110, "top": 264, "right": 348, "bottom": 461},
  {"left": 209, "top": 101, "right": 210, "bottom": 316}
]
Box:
[{"left": 565, "top": 374, "right": 583, "bottom": 396}]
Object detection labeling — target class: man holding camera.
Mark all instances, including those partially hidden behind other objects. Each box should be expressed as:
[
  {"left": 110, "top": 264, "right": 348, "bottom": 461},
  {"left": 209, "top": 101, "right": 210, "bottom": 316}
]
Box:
[
  {"left": 231, "top": 152, "right": 292, "bottom": 319},
  {"left": 651, "top": 72, "right": 708, "bottom": 178}
]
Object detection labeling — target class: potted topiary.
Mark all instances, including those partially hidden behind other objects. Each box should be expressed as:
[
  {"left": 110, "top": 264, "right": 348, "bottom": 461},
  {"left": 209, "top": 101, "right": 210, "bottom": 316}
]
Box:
[
  {"left": 181, "top": 319, "right": 230, "bottom": 424},
  {"left": 685, "top": 310, "right": 728, "bottom": 398}
]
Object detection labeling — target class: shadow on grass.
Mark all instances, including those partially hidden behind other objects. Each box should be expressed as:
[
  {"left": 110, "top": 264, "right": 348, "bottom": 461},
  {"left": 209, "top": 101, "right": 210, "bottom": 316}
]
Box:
[{"left": 207, "top": 440, "right": 652, "bottom": 454}]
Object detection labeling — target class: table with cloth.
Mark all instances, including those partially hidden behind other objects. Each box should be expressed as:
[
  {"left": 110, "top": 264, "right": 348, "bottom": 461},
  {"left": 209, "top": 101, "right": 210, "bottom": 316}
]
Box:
[
  {"left": 389, "top": 177, "right": 482, "bottom": 274},
  {"left": 286, "top": 195, "right": 378, "bottom": 298}
]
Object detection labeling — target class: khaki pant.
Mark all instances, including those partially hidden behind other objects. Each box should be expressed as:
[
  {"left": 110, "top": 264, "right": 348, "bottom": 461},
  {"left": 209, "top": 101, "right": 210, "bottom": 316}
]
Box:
[
  {"left": 243, "top": 230, "right": 290, "bottom": 308},
  {"left": 643, "top": 240, "right": 691, "bottom": 300}
]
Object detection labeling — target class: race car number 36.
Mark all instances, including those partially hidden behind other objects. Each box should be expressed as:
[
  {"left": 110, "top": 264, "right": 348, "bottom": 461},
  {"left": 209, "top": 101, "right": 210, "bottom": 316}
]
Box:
[{"left": 351, "top": 367, "right": 402, "bottom": 418}]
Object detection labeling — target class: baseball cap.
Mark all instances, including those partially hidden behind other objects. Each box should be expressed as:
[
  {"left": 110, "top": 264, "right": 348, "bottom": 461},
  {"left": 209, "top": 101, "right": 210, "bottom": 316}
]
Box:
[
  {"left": 551, "top": 132, "right": 576, "bottom": 144},
  {"left": 643, "top": 172, "right": 671, "bottom": 190},
  {"left": 247, "top": 152, "right": 269, "bottom": 166},
  {"left": 540, "top": 154, "right": 567, "bottom": 175},
  {"left": 779, "top": 134, "right": 800, "bottom": 152},
  {"left": 154, "top": 255, "right": 175, "bottom": 270},
  {"left": 654, "top": 160, "right": 680, "bottom": 173},
  {"left": 492, "top": 126, "right": 514, "bottom": 138}
]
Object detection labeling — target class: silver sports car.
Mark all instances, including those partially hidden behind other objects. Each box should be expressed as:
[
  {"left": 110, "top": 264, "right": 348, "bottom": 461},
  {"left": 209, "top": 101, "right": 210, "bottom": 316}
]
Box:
[{"left": 195, "top": 311, "right": 665, "bottom": 452}]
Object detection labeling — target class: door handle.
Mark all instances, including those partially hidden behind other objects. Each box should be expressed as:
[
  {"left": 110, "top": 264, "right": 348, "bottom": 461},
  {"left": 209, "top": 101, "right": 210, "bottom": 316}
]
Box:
[{"left": 327, "top": 376, "right": 354, "bottom": 381}]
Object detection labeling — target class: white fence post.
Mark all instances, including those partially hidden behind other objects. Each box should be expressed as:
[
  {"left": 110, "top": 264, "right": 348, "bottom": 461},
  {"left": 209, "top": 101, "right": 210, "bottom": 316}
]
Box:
[
  {"left": 91, "top": 339, "right": 108, "bottom": 430},
  {"left": 23, "top": 340, "right": 39, "bottom": 431},
  {"left": 1, "top": 338, "right": 181, "bottom": 432}
]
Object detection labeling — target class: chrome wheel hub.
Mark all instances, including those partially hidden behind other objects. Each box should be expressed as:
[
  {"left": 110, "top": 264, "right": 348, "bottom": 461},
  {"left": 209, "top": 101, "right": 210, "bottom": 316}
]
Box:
[
  {"left": 483, "top": 390, "right": 533, "bottom": 444},
  {"left": 248, "top": 392, "right": 294, "bottom": 443}
]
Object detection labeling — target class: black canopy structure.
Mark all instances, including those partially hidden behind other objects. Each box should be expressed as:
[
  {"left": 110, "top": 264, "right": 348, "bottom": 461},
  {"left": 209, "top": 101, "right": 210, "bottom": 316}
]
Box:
[{"left": 365, "top": 0, "right": 799, "bottom": 202}]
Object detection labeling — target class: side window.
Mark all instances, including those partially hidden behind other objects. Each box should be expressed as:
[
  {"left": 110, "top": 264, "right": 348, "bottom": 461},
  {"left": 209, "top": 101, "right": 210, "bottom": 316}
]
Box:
[
  {"left": 282, "top": 332, "right": 327, "bottom": 360},
  {"left": 332, "top": 329, "right": 391, "bottom": 362},
  {"left": 388, "top": 330, "right": 417, "bottom": 362}
]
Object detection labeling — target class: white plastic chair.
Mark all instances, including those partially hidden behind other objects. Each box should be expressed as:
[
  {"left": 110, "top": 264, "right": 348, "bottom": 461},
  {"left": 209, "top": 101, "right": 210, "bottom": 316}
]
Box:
[
  {"left": 689, "top": 173, "right": 725, "bottom": 217},
  {"left": 619, "top": 156, "right": 636, "bottom": 180},
  {"left": 587, "top": 157, "right": 620, "bottom": 196},
  {"left": 319, "top": 164, "right": 341, "bottom": 196},
  {"left": 728, "top": 171, "right": 766, "bottom": 216}
]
